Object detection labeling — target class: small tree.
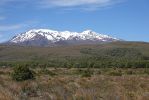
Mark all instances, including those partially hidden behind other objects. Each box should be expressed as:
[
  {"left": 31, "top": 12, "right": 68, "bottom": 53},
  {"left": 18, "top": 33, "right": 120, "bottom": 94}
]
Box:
[{"left": 11, "top": 66, "right": 34, "bottom": 81}]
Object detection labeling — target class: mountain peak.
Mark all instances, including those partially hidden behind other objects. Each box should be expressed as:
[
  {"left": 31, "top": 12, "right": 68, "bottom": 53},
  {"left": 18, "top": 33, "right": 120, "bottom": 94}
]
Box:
[
  {"left": 9, "top": 29, "right": 119, "bottom": 46},
  {"left": 81, "top": 30, "right": 97, "bottom": 35},
  {"left": 27, "top": 29, "right": 57, "bottom": 33}
]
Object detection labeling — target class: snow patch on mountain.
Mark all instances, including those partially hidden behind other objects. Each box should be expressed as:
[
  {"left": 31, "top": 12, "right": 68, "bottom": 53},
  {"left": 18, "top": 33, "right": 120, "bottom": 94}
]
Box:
[{"left": 10, "top": 29, "right": 119, "bottom": 44}]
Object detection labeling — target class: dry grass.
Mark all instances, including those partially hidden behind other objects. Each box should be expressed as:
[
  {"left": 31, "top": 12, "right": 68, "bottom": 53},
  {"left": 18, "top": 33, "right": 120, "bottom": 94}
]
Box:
[{"left": 0, "top": 68, "right": 149, "bottom": 100}]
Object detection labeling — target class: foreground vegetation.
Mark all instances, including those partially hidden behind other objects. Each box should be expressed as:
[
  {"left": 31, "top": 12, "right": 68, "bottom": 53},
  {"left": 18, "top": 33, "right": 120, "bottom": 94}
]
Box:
[{"left": 0, "top": 67, "right": 149, "bottom": 100}]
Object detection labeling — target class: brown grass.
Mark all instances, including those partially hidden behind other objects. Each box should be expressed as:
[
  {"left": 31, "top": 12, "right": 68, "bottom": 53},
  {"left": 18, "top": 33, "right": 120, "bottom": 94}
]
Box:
[{"left": 0, "top": 68, "right": 149, "bottom": 100}]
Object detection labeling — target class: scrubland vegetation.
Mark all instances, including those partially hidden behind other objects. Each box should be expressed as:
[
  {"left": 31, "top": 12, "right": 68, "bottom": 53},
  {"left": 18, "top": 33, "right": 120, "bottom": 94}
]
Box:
[
  {"left": 0, "top": 67, "right": 149, "bottom": 100},
  {"left": 0, "top": 42, "right": 149, "bottom": 69},
  {"left": 0, "top": 42, "right": 149, "bottom": 100}
]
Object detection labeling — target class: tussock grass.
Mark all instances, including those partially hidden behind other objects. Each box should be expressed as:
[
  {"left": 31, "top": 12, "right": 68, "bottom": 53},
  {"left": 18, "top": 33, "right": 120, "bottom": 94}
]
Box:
[{"left": 0, "top": 68, "right": 149, "bottom": 100}]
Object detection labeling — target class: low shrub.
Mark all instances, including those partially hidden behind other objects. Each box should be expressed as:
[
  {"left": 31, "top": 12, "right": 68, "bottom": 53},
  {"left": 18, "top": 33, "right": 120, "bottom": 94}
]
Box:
[{"left": 11, "top": 66, "right": 34, "bottom": 81}]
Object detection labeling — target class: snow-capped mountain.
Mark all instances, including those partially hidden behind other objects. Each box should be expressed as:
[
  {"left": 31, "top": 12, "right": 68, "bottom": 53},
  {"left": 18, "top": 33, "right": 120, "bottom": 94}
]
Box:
[{"left": 8, "top": 29, "right": 119, "bottom": 46}]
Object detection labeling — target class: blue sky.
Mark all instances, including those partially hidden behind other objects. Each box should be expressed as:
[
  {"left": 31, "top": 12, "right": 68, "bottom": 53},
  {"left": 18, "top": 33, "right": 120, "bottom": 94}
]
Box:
[{"left": 0, "top": 0, "right": 149, "bottom": 43}]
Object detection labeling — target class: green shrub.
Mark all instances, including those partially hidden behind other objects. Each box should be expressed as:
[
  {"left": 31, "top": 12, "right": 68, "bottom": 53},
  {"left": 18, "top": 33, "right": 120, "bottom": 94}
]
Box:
[{"left": 11, "top": 66, "right": 34, "bottom": 81}]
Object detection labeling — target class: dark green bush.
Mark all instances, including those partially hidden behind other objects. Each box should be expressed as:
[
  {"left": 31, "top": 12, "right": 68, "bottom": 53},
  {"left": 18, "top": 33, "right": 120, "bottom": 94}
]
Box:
[{"left": 11, "top": 66, "right": 34, "bottom": 81}]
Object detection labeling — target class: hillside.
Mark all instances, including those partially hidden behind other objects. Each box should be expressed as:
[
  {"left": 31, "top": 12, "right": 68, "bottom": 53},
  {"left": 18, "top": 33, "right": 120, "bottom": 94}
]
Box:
[{"left": 0, "top": 41, "right": 149, "bottom": 68}]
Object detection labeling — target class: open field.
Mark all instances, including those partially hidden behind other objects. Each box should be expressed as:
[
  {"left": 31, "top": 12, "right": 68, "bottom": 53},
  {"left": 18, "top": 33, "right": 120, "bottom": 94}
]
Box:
[{"left": 0, "top": 67, "right": 149, "bottom": 100}]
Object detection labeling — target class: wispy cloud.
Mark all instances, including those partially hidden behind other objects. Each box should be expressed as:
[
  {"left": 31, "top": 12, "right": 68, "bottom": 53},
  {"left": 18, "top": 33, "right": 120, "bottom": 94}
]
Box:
[
  {"left": 40, "top": 0, "right": 111, "bottom": 7},
  {"left": 39, "top": 0, "right": 123, "bottom": 10},
  {"left": 0, "top": 24, "right": 25, "bottom": 31},
  {"left": 0, "top": 0, "right": 124, "bottom": 10},
  {"left": 0, "top": 20, "right": 39, "bottom": 32},
  {"left": 0, "top": 20, "right": 40, "bottom": 43}
]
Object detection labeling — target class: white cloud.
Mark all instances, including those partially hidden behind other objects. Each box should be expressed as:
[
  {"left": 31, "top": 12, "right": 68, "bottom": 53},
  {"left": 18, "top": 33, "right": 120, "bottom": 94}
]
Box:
[
  {"left": 41, "top": 0, "right": 110, "bottom": 6},
  {"left": 0, "top": 0, "right": 115, "bottom": 6},
  {"left": 39, "top": 0, "right": 123, "bottom": 9},
  {"left": 0, "top": 0, "right": 124, "bottom": 10}
]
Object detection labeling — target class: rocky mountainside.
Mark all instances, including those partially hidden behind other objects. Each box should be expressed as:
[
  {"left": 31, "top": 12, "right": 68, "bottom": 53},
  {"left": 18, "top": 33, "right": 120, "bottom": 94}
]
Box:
[{"left": 8, "top": 29, "right": 119, "bottom": 46}]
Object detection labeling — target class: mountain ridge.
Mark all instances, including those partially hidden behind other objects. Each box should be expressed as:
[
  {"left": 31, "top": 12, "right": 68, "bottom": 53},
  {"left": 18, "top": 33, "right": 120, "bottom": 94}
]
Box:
[{"left": 8, "top": 29, "right": 120, "bottom": 46}]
